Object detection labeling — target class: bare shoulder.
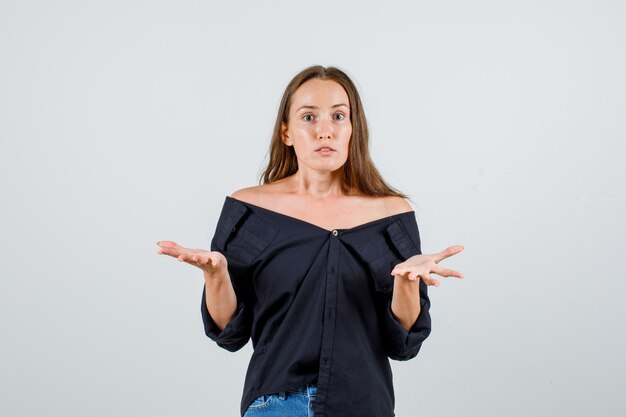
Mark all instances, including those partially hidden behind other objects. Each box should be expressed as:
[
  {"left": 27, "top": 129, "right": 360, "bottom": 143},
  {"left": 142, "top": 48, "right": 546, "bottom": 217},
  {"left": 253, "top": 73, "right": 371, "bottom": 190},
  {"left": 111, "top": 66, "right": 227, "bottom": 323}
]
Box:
[
  {"left": 229, "top": 184, "right": 279, "bottom": 206},
  {"left": 229, "top": 185, "right": 262, "bottom": 204},
  {"left": 381, "top": 195, "right": 413, "bottom": 216}
]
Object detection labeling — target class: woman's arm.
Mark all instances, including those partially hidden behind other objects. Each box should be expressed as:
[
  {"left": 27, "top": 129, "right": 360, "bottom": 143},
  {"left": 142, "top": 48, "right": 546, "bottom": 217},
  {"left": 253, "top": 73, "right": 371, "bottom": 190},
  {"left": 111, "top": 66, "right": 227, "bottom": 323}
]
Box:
[
  {"left": 390, "top": 278, "right": 422, "bottom": 332},
  {"left": 203, "top": 268, "right": 237, "bottom": 331},
  {"left": 390, "top": 246, "right": 465, "bottom": 331},
  {"left": 157, "top": 240, "right": 239, "bottom": 331}
]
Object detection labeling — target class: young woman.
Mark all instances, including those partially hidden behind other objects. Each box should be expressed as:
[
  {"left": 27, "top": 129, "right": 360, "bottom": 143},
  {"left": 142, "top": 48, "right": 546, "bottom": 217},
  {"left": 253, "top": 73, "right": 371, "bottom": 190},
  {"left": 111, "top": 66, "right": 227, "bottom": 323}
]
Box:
[{"left": 157, "top": 65, "right": 464, "bottom": 417}]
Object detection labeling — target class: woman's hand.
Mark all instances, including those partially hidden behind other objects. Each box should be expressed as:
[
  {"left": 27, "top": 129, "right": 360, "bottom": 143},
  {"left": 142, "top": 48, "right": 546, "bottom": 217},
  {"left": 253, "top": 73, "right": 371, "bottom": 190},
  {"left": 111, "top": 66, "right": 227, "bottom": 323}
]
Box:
[
  {"left": 390, "top": 244, "right": 465, "bottom": 287},
  {"left": 156, "top": 240, "right": 227, "bottom": 275}
]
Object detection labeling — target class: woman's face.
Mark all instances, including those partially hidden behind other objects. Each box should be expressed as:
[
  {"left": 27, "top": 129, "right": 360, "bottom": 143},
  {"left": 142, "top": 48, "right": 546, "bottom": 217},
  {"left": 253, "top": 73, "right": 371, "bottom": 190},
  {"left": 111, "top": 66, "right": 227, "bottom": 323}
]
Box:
[{"left": 282, "top": 78, "right": 352, "bottom": 174}]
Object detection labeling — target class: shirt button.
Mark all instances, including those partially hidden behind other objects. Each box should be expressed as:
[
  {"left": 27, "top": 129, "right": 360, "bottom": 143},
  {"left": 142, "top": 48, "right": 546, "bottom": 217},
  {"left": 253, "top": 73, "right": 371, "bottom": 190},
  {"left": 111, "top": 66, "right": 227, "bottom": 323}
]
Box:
[{"left": 332, "top": 229, "right": 338, "bottom": 236}]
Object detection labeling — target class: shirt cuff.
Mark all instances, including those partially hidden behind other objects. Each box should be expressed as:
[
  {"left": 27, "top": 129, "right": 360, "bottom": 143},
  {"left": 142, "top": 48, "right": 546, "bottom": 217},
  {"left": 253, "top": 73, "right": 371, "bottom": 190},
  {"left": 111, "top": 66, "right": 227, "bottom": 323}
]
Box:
[
  {"left": 383, "top": 297, "right": 432, "bottom": 361},
  {"left": 201, "top": 283, "right": 251, "bottom": 352}
]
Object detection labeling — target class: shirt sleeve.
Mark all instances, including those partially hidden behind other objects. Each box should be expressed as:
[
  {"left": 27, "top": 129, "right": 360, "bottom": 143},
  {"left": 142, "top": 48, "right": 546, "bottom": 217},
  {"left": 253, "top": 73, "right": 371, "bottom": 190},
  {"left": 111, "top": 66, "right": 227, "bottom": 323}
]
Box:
[
  {"left": 357, "top": 214, "right": 432, "bottom": 361},
  {"left": 379, "top": 279, "right": 431, "bottom": 361},
  {"left": 200, "top": 197, "right": 278, "bottom": 352}
]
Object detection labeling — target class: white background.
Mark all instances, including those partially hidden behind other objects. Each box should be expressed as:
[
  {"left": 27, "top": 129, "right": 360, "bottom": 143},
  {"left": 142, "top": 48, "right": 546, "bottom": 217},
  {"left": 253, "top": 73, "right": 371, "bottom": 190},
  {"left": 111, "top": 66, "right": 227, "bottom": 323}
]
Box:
[{"left": 1, "top": 1, "right": 625, "bottom": 416}]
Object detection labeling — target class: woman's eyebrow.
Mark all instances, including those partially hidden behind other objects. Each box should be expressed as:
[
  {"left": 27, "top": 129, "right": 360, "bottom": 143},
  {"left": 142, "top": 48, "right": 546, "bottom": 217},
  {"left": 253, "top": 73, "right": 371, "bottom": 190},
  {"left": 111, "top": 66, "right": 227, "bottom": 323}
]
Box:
[{"left": 296, "top": 103, "right": 349, "bottom": 112}]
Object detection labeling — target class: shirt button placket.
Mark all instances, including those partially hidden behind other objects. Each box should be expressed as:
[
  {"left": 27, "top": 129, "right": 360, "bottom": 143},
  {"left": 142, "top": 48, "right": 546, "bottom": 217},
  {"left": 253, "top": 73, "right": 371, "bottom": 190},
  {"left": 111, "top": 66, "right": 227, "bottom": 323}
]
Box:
[{"left": 315, "top": 231, "right": 340, "bottom": 415}]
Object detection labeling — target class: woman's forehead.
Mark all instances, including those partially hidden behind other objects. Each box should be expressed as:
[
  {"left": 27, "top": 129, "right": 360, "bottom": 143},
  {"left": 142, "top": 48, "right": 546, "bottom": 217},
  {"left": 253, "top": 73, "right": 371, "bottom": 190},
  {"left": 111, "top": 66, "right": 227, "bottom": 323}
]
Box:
[{"left": 291, "top": 79, "right": 349, "bottom": 109}]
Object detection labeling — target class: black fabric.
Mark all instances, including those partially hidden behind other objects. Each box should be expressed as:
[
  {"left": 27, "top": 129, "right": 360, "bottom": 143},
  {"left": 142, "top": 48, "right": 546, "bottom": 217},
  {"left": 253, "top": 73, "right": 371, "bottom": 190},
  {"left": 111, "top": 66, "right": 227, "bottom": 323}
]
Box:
[{"left": 201, "top": 196, "right": 432, "bottom": 417}]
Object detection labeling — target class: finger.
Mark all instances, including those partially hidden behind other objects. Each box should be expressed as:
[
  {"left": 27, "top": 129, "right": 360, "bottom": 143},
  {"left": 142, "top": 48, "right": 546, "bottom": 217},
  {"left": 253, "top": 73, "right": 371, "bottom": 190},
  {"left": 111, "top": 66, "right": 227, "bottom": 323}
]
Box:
[
  {"left": 392, "top": 267, "right": 424, "bottom": 282},
  {"left": 192, "top": 255, "right": 211, "bottom": 266},
  {"left": 157, "top": 241, "right": 179, "bottom": 248},
  {"left": 433, "top": 244, "right": 464, "bottom": 264},
  {"left": 156, "top": 241, "right": 185, "bottom": 257},
  {"left": 390, "top": 266, "right": 410, "bottom": 277},
  {"left": 434, "top": 245, "right": 463, "bottom": 262},
  {"left": 158, "top": 247, "right": 183, "bottom": 258},
  {"left": 390, "top": 266, "right": 403, "bottom": 276},
  {"left": 180, "top": 253, "right": 201, "bottom": 266},
  {"left": 157, "top": 242, "right": 195, "bottom": 259},
  {"left": 431, "top": 265, "right": 464, "bottom": 279},
  {"left": 420, "top": 273, "right": 440, "bottom": 287},
  {"left": 408, "top": 270, "right": 423, "bottom": 281},
  {"left": 207, "top": 255, "right": 218, "bottom": 268},
  {"left": 159, "top": 241, "right": 194, "bottom": 255}
]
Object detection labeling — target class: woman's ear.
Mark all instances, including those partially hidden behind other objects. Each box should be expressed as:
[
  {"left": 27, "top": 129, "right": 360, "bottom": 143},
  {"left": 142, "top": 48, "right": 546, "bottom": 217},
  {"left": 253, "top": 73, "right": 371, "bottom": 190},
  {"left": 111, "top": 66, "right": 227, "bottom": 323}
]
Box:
[{"left": 281, "top": 122, "right": 291, "bottom": 146}]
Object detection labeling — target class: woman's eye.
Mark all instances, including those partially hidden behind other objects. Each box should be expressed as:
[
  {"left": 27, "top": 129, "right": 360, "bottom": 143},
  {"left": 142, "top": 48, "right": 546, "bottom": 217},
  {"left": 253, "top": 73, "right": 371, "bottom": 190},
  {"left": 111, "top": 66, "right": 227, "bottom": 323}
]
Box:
[
  {"left": 334, "top": 113, "right": 346, "bottom": 120},
  {"left": 303, "top": 114, "right": 314, "bottom": 122}
]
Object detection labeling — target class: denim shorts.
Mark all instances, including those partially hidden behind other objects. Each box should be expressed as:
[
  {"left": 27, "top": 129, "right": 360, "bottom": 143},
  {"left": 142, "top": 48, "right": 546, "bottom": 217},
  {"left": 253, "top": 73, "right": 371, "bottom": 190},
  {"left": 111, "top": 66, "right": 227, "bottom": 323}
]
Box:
[{"left": 243, "top": 382, "right": 317, "bottom": 417}]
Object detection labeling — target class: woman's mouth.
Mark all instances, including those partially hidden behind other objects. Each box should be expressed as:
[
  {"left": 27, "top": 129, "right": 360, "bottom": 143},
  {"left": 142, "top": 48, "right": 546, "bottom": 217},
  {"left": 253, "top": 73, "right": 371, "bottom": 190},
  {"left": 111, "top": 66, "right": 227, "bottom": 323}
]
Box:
[{"left": 316, "top": 146, "right": 335, "bottom": 154}]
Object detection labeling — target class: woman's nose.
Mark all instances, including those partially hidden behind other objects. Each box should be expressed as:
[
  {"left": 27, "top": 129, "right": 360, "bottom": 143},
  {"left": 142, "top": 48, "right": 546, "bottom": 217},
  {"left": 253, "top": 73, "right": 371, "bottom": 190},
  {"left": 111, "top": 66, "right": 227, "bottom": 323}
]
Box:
[{"left": 317, "top": 120, "right": 332, "bottom": 140}]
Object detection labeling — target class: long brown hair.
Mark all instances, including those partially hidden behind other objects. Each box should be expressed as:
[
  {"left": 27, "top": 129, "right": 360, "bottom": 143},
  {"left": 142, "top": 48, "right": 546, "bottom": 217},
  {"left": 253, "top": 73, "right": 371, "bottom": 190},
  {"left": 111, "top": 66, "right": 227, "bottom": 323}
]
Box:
[{"left": 259, "top": 65, "right": 409, "bottom": 199}]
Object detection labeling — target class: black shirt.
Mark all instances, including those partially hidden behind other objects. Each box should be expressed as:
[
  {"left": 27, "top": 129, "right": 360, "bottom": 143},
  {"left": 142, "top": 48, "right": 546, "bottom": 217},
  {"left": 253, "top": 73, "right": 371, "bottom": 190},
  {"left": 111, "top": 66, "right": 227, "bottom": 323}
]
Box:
[{"left": 201, "top": 196, "right": 432, "bottom": 417}]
